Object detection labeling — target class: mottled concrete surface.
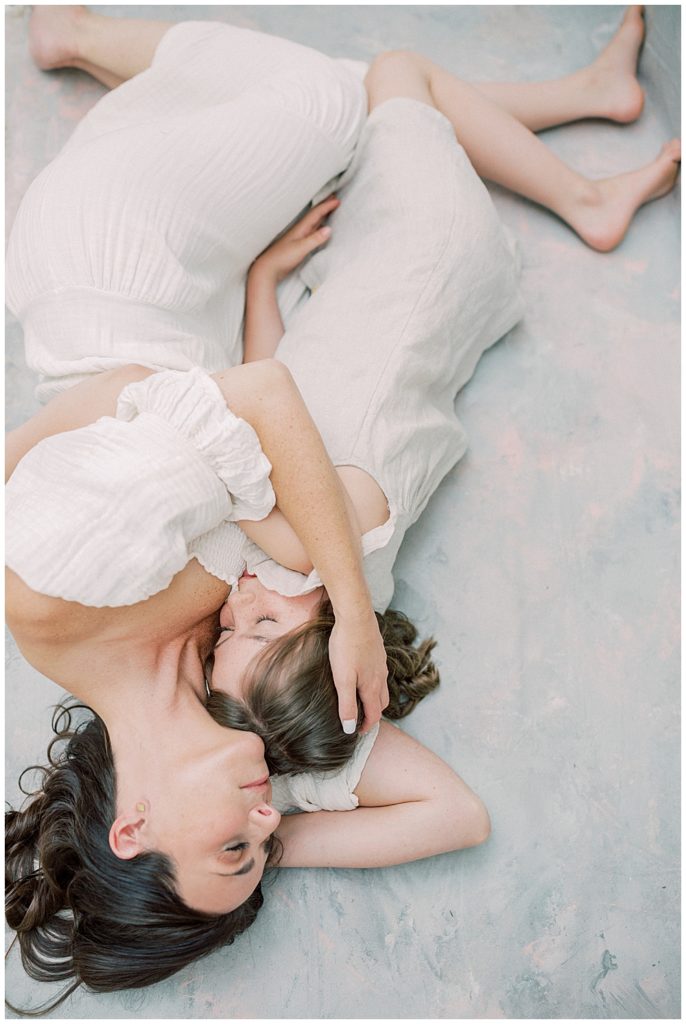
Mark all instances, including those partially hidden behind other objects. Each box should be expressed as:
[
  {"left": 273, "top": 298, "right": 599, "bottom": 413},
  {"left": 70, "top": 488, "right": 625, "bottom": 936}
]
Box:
[{"left": 5, "top": 4, "right": 680, "bottom": 1019}]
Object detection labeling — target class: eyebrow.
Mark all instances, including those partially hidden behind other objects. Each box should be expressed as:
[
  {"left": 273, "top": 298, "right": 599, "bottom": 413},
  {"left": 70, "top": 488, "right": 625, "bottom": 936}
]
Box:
[
  {"left": 221, "top": 858, "right": 255, "bottom": 878},
  {"left": 216, "top": 838, "right": 273, "bottom": 878}
]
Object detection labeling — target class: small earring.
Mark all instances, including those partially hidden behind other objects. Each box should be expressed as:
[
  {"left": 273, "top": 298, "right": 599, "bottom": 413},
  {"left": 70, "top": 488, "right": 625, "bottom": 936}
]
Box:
[{"left": 136, "top": 802, "right": 145, "bottom": 813}]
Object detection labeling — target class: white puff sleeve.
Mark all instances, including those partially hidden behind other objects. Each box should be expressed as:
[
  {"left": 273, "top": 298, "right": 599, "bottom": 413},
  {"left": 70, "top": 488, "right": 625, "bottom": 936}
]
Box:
[
  {"left": 6, "top": 368, "right": 275, "bottom": 607},
  {"left": 271, "top": 723, "right": 380, "bottom": 813}
]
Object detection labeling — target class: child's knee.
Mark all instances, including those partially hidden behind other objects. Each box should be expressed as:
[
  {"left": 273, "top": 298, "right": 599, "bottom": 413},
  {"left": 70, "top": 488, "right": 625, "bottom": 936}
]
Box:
[{"left": 365, "top": 51, "right": 432, "bottom": 111}]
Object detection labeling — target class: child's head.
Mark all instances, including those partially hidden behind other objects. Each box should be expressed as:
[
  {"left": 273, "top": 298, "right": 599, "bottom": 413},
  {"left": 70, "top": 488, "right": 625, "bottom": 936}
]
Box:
[{"left": 207, "top": 600, "right": 440, "bottom": 776}]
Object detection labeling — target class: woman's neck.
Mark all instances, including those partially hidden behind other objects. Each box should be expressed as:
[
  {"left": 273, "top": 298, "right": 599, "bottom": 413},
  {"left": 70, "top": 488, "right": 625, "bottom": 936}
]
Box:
[
  {"left": 105, "top": 667, "right": 217, "bottom": 816},
  {"left": 77, "top": 625, "right": 212, "bottom": 724}
]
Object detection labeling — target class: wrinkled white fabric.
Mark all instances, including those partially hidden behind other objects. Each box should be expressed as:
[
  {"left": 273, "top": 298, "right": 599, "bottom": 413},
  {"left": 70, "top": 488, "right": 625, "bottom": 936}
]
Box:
[
  {"left": 6, "top": 35, "right": 523, "bottom": 614},
  {"left": 6, "top": 21, "right": 367, "bottom": 402},
  {"left": 5, "top": 369, "right": 274, "bottom": 606},
  {"left": 271, "top": 724, "right": 379, "bottom": 814},
  {"left": 201, "top": 99, "right": 525, "bottom": 609},
  {"left": 5, "top": 27, "right": 524, "bottom": 818}
]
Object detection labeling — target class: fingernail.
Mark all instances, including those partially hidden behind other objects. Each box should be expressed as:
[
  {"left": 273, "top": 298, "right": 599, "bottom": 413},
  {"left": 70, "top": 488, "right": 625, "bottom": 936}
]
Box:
[
  {"left": 320, "top": 226, "right": 331, "bottom": 236},
  {"left": 343, "top": 719, "right": 356, "bottom": 734}
]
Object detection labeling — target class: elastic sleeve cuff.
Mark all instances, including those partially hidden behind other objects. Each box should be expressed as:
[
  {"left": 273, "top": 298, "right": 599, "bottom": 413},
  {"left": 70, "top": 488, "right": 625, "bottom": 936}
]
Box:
[{"left": 189, "top": 522, "right": 246, "bottom": 588}]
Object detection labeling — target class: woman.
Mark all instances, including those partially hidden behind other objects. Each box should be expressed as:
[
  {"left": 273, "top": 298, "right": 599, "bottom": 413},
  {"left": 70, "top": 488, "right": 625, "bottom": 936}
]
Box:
[{"left": 5, "top": 0, "right": 679, "bottom": 1007}]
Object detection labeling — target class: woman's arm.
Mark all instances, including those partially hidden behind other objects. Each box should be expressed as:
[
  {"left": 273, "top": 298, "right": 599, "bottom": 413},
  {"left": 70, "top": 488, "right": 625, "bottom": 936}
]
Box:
[
  {"left": 5, "top": 364, "right": 154, "bottom": 481},
  {"left": 275, "top": 722, "right": 491, "bottom": 868},
  {"left": 237, "top": 479, "right": 374, "bottom": 576},
  {"left": 6, "top": 361, "right": 356, "bottom": 591},
  {"left": 213, "top": 361, "right": 389, "bottom": 731},
  {"left": 7, "top": 360, "right": 388, "bottom": 729}
]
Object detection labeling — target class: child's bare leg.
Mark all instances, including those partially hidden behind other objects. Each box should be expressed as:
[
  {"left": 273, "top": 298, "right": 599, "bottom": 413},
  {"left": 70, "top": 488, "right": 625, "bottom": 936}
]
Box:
[
  {"left": 365, "top": 50, "right": 680, "bottom": 253},
  {"left": 471, "top": 6, "right": 645, "bottom": 131},
  {"left": 29, "top": 6, "right": 172, "bottom": 88}
]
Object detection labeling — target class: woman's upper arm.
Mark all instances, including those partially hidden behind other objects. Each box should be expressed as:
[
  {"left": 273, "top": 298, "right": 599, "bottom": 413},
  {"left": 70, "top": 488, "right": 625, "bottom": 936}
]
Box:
[
  {"left": 7, "top": 361, "right": 280, "bottom": 485},
  {"left": 6, "top": 364, "right": 154, "bottom": 481},
  {"left": 4, "top": 566, "right": 106, "bottom": 686}
]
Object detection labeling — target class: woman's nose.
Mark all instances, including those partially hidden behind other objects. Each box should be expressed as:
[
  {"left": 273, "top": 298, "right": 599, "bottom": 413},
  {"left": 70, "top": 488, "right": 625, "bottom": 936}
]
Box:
[{"left": 249, "top": 802, "right": 281, "bottom": 836}]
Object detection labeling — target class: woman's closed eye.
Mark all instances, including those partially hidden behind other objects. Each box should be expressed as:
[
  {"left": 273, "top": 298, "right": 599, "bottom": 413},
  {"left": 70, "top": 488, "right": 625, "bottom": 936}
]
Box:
[
  {"left": 220, "top": 841, "right": 249, "bottom": 863},
  {"left": 220, "top": 836, "right": 275, "bottom": 864}
]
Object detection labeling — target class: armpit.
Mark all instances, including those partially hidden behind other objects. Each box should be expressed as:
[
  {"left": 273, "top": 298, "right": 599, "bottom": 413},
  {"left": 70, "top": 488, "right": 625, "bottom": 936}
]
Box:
[{"left": 336, "top": 465, "right": 390, "bottom": 535}]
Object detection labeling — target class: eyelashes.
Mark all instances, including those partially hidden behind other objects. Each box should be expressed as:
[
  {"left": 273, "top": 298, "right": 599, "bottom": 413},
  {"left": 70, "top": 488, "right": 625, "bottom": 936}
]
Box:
[
  {"left": 223, "top": 841, "right": 249, "bottom": 854},
  {"left": 219, "top": 614, "right": 276, "bottom": 633}
]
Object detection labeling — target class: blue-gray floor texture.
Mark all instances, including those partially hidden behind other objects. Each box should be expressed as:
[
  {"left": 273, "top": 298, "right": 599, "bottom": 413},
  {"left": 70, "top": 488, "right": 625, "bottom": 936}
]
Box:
[{"left": 5, "top": 4, "right": 680, "bottom": 1019}]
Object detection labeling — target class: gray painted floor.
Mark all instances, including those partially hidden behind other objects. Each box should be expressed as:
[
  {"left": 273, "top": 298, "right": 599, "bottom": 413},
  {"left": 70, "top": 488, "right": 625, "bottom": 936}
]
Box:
[{"left": 5, "top": 5, "right": 680, "bottom": 1019}]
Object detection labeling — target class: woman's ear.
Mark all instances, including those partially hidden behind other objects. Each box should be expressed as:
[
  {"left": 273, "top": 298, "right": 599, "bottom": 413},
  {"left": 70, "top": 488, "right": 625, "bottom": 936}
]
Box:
[{"left": 108, "top": 803, "right": 148, "bottom": 860}]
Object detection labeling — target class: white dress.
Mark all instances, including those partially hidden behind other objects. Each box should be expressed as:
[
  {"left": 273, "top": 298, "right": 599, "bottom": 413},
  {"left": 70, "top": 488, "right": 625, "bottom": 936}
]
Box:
[
  {"left": 6, "top": 21, "right": 367, "bottom": 401},
  {"left": 192, "top": 98, "right": 525, "bottom": 609},
  {"left": 6, "top": 26, "right": 524, "bottom": 612}
]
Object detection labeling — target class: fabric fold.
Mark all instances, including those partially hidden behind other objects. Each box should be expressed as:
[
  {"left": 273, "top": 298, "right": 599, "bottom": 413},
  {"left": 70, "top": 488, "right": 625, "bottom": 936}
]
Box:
[
  {"left": 117, "top": 368, "right": 275, "bottom": 522},
  {"left": 6, "top": 369, "right": 275, "bottom": 607}
]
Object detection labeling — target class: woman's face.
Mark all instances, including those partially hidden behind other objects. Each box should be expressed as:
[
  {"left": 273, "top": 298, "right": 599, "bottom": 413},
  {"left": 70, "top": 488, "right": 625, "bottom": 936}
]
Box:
[
  {"left": 137, "top": 722, "right": 282, "bottom": 915},
  {"left": 211, "top": 572, "right": 324, "bottom": 699}
]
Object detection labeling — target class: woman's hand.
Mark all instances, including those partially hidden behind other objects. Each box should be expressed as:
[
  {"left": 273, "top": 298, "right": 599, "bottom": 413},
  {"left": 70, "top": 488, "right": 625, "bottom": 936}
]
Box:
[
  {"left": 252, "top": 195, "right": 339, "bottom": 284},
  {"left": 328, "top": 607, "right": 390, "bottom": 734},
  {"left": 215, "top": 362, "right": 388, "bottom": 730}
]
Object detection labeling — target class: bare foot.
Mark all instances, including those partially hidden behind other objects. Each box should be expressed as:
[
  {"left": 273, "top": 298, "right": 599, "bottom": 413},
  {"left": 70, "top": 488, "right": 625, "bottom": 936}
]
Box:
[
  {"left": 583, "top": 5, "right": 646, "bottom": 123},
  {"left": 29, "top": 5, "right": 88, "bottom": 70},
  {"left": 569, "top": 140, "right": 681, "bottom": 252}
]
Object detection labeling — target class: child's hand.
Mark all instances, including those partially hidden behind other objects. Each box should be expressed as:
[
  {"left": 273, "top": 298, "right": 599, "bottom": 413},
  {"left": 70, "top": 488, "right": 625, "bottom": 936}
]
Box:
[{"left": 252, "top": 196, "right": 340, "bottom": 283}]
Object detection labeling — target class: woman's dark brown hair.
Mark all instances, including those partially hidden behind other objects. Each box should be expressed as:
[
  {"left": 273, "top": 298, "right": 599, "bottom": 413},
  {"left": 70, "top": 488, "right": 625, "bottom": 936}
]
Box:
[
  {"left": 207, "top": 601, "right": 440, "bottom": 775},
  {"left": 5, "top": 702, "right": 266, "bottom": 1016}
]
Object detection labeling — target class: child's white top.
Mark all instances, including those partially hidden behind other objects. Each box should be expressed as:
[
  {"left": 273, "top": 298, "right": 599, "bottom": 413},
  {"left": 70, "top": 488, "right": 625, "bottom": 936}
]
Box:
[
  {"left": 194, "top": 98, "right": 525, "bottom": 610},
  {"left": 271, "top": 724, "right": 379, "bottom": 814}
]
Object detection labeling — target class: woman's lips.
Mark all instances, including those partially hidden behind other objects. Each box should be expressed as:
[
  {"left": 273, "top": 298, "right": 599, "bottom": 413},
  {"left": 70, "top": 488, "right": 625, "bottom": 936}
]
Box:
[{"left": 241, "top": 773, "right": 270, "bottom": 789}]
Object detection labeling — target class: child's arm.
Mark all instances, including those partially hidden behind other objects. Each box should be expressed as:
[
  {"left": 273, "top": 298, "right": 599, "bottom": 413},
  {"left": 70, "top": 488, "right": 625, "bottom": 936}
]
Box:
[
  {"left": 243, "top": 269, "right": 288, "bottom": 362},
  {"left": 275, "top": 722, "right": 491, "bottom": 868},
  {"left": 243, "top": 195, "right": 339, "bottom": 362},
  {"left": 240, "top": 193, "right": 388, "bottom": 572}
]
